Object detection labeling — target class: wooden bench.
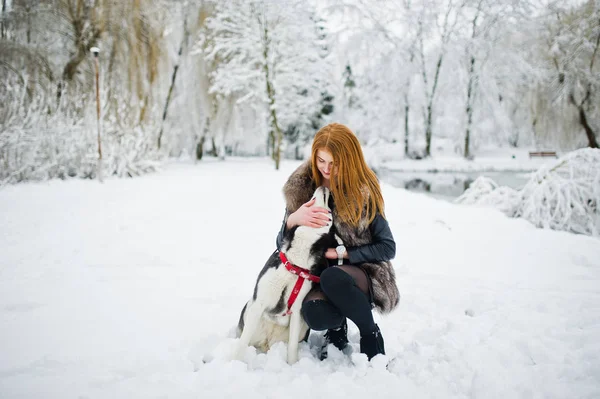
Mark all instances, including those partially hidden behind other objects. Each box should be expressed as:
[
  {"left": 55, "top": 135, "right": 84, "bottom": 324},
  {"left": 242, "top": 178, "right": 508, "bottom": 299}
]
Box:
[{"left": 529, "top": 151, "right": 558, "bottom": 158}]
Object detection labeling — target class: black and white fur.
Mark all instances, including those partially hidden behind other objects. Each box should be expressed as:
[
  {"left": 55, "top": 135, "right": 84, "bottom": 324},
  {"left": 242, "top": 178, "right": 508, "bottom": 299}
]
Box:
[{"left": 235, "top": 186, "right": 338, "bottom": 364}]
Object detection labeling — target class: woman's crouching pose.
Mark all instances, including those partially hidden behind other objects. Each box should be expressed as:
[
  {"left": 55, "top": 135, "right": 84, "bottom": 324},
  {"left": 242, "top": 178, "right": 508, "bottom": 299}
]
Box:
[{"left": 276, "top": 123, "right": 400, "bottom": 360}]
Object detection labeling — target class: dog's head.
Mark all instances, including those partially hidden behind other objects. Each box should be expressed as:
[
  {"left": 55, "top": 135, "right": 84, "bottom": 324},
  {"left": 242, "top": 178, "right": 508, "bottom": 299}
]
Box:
[
  {"left": 311, "top": 186, "right": 334, "bottom": 214},
  {"left": 281, "top": 187, "right": 338, "bottom": 271}
]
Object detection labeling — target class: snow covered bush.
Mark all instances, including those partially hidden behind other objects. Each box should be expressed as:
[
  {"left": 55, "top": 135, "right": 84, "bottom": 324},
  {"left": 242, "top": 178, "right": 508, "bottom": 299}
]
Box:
[
  {"left": 100, "top": 129, "right": 163, "bottom": 179},
  {"left": 455, "top": 176, "right": 520, "bottom": 217},
  {"left": 515, "top": 148, "right": 600, "bottom": 236},
  {"left": 455, "top": 148, "right": 600, "bottom": 237},
  {"left": 477, "top": 187, "right": 522, "bottom": 217},
  {"left": 0, "top": 117, "right": 162, "bottom": 185},
  {"left": 455, "top": 176, "right": 500, "bottom": 205}
]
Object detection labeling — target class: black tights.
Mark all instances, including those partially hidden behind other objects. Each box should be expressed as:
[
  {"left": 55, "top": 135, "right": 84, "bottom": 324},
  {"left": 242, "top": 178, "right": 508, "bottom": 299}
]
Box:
[{"left": 301, "top": 265, "right": 376, "bottom": 335}]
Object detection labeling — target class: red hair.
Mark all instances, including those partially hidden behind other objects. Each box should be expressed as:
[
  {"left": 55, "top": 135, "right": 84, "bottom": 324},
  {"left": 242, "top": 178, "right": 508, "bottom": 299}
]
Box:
[{"left": 310, "top": 123, "right": 385, "bottom": 225}]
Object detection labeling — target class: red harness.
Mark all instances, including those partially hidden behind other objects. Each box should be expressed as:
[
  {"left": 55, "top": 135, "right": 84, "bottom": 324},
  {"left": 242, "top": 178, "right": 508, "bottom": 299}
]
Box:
[{"left": 279, "top": 251, "right": 321, "bottom": 316}]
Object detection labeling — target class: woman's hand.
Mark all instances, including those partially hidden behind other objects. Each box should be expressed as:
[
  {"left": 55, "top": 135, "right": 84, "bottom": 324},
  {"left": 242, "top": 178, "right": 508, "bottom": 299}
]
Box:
[
  {"left": 325, "top": 248, "right": 348, "bottom": 259},
  {"left": 287, "top": 197, "right": 331, "bottom": 228}
]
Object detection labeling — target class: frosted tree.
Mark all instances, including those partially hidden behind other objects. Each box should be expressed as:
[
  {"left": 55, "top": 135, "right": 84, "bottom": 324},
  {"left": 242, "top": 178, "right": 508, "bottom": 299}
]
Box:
[
  {"left": 460, "top": 0, "right": 486, "bottom": 159},
  {"left": 455, "top": 0, "right": 535, "bottom": 158},
  {"left": 334, "top": 0, "right": 463, "bottom": 157},
  {"left": 357, "top": 51, "right": 415, "bottom": 149},
  {"left": 541, "top": 0, "right": 599, "bottom": 149},
  {"left": 416, "top": 0, "right": 464, "bottom": 158},
  {"left": 283, "top": 13, "right": 335, "bottom": 160},
  {"left": 370, "top": 0, "right": 463, "bottom": 157},
  {"left": 475, "top": 17, "right": 539, "bottom": 150},
  {"left": 199, "top": 0, "right": 332, "bottom": 169},
  {"left": 323, "top": 0, "right": 418, "bottom": 150},
  {"left": 188, "top": 1, "right": 227, "bottom": 160},
  {"left": 400, "top": 0, "right": 420, "bottom": 158},
  {"left": 513, "top": 0, "right": 600, "bottom": 150}
]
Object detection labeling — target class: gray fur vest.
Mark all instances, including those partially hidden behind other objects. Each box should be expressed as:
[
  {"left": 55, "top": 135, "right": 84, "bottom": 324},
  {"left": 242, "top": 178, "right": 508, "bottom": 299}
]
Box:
[{"left": 283, "top": 162, "right": 400, "bottom": 314}]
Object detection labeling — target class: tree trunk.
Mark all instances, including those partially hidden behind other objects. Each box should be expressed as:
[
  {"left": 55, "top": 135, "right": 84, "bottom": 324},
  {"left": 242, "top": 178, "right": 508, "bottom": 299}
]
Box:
[
  {"left": 464, "top": 3, "right": 482, "bottom": 159},
  {"left": 62, "top": 51, "right": 87, "bottom": 81},
  {"left": 158, "top": 19, "right": 188, "bottom": 149},
  {"left": 425, "top": 55, "right": 443, "bottom": 157},
  {"left": 425, "top": 104, "right": 433, "bottom": 156},
  {"left": 581, "top": 21, "right": 600, "bottom": 149},
  {"left": 58, "top": 48, "right": 90, "bottom": 108},
  {"left": 569, "top": 92, "right": 599, "bottom": 149},
  {"left": 1, "top": 0, "right": 6, "bottom": 39},
  {"left": 196, "top": 136, "right": 205, "bottom": 160},
  {"left": 58, "top": 0, "right": 102, "bottom": 103},
  {"left": 157, "top": 49, "right": 181, "bottom": 149},
  {"left": 403, "top": 43, "right": 416, "bottom": 158},
  {"left": 403, "top": 68, "right": 411, "bottom": 157},
  {"left": 210, "top": 137, "right": 217, "bottom": 156},
  {"left": 265, "top": 130, "right": 272, "bottom": 157},
  {"left": 26, "top": 4, "right": 31, "bottom": 44},
  {"left": 269, "top": 129, "right": 275, "bottom": 159},
  {"left": 418, "top": 22, "right": 430, "bottom": 158},
  {"left": 262, "top": 24, "right": 282, "bottom": 170},
  {"left": 464, "top": 56, "right": 475, "bottom": 159},
  {"left": 196, "top": 117, "right": 210, "bottom": 161},
  {"left": 268, "top": 88, "right": 282, "bottom": 169},
  {"left": 578, "top": 106, "right": 599, "bottom": 148},
  {"left": 404, "top": 100, "right": 410, "bottom": 157}
]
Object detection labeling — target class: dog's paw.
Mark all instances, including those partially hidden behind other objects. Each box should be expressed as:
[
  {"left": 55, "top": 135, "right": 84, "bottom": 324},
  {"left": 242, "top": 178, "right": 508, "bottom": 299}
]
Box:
[
  {"left": 230, "top": 341, "right": 260, "bottom": 364},
  {"left": 286, "top": 345, "right": 300, "bottom": 365},
  {"left": 232, "top": 347, "right": 247, "bottom": 362}
]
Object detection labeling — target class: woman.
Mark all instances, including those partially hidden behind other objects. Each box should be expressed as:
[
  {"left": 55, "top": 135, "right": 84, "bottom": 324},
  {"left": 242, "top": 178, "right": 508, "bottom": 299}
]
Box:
[{"left": 276, "top": 123, "right": 400, "bottom": 360}]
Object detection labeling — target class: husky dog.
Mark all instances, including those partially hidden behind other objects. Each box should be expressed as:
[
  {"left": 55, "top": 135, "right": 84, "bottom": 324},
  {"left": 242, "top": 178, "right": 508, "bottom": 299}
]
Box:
[{"left": 235, "top": 186, "right": 338, "bottom": 364}]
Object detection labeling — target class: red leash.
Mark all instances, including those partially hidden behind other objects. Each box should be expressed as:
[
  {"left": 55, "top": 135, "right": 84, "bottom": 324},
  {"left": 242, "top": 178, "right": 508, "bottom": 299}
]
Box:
[{"left": 279, "top": 251, "right": 320, "bottom": 315}]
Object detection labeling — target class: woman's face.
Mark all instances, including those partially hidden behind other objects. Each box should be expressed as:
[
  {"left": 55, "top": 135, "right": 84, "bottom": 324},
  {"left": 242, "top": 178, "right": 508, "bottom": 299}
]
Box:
[{"left": 316, "top": 149, "right": 337, "bottom": 181}]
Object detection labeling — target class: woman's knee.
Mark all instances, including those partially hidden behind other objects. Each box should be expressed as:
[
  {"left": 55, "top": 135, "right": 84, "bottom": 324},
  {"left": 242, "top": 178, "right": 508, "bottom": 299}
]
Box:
[
  {"left": 320, "top": 266, "right": 355, "bottom": 296},
  {"left": 301, "top": 299, "right": 344, "bottom": 331},
  {"left": 337, "top": 265, "right": 370, "bottom": 294}
]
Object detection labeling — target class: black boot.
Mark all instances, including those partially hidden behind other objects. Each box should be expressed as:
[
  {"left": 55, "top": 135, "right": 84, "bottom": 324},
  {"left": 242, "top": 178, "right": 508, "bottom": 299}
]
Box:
[
  {"left": 360, "top": 324, "right": 385, "bottom": 360},
  {"left": 320, "top": 318, "right": 348, "bottom": 360}
]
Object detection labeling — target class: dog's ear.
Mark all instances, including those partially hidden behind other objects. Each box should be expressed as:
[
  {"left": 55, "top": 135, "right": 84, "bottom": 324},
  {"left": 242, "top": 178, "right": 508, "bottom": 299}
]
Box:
[
  {"left": 325, "top": 225, "right": 339, "bottom": 248},
  {"left": 327, "top": 190, "right": 335, "bottom": 212},
  {"left": 310, "top": 232, "right": 335, "bottom": 259}
]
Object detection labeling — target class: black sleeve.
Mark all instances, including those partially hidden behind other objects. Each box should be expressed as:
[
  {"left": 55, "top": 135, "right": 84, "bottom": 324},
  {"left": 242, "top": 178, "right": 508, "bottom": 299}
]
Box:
[
  {"left": 347, "top": 213, "right": 396, "bottom": 264},
  {"left": 276, "top": 209, "right": 289, "bottom": 250}
]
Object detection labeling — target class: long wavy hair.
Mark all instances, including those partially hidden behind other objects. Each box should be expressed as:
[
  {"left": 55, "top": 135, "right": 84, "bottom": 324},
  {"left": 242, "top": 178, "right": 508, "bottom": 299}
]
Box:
[{"left": 310, "top": 123, "right": 385, "bottom": 226}]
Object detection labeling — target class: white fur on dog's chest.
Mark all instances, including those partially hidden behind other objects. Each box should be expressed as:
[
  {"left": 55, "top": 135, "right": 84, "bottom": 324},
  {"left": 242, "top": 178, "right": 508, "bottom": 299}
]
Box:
[
  {"left": 285, "top": 224, "right": 331, "bottom": 268},
  {"left": 261, "top": 267, "right": 307, "bottom": 325},
  {"left": 259, "top": 265, "right": 303, "bottom": 306}
]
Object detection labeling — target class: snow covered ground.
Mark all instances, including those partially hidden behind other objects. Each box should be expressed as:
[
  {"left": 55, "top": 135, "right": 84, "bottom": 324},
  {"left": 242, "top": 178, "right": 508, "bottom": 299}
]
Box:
[{"left": 1, "top": 158, "right": 599, "bottom": 399}]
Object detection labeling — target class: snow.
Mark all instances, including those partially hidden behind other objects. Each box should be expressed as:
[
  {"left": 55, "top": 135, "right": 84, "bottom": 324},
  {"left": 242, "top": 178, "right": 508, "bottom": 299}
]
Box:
[{"left": 1, "top": 158, "right": 600, "bottom": 399}]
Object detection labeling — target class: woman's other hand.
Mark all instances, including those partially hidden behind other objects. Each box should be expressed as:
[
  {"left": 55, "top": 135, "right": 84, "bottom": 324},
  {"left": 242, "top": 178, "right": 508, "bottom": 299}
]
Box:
[
  {"left": 287, "top": 197, "right": 331, "bottom": 228},
  {"left": 324, "top": 248, "right": 348, "bottom": 259}
]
